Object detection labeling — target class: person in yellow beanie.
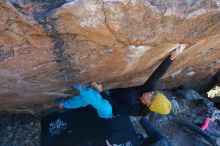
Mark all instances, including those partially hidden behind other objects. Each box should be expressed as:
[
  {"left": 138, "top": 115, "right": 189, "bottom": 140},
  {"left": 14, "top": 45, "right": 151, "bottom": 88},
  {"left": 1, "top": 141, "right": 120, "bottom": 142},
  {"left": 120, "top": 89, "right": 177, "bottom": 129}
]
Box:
[
  {"left": 89, "top": 48, "right": 183, "bottom": 116},
  {"left": 148, "top": 92, "right": 172, "bottom": 115}
]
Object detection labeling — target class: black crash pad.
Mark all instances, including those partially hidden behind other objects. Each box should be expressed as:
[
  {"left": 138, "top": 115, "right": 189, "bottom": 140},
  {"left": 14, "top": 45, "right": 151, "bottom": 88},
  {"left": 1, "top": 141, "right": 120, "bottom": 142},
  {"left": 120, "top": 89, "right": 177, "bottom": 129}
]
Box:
[{"left": 41, "top": 106, "right": 141, "bottom": 146}]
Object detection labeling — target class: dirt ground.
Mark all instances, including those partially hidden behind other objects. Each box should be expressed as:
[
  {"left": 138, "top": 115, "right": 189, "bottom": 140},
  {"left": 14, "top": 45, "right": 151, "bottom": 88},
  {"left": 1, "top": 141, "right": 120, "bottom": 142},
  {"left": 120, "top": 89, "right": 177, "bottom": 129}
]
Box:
[{"left": 0, "top": 114, "right": 40, "bottom": 146}]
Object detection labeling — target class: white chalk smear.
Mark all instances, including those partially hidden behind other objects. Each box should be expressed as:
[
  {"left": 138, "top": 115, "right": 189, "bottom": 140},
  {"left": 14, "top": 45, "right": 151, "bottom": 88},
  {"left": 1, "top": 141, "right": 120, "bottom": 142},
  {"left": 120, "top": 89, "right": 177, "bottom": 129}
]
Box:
[
  {"left": 171, "top": 69, "right": 182, "bottom": 78},
  {"left": 122, "top": 45, "right": 151, "bottom": 73},
  {"left": 186, "top": 71, "right": 195, "bottom": 77}
]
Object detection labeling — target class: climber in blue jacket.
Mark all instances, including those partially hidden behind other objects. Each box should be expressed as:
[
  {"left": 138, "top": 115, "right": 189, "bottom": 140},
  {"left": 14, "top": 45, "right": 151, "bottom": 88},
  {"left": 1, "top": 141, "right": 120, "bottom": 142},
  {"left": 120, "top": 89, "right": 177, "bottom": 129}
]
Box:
[{"left": 57, "top": 84, "right": 113, "bottom": 119}]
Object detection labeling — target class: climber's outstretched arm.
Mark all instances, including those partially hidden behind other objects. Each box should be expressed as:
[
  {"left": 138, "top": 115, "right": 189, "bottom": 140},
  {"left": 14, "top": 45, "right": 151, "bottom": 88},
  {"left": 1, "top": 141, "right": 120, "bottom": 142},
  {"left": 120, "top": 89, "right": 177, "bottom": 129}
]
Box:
[
  {"left": 142, "top": 56, "right": 172, "bottom": 91},
  {"left": 142, "top": 47, "right": 184, "bottom": 91}
]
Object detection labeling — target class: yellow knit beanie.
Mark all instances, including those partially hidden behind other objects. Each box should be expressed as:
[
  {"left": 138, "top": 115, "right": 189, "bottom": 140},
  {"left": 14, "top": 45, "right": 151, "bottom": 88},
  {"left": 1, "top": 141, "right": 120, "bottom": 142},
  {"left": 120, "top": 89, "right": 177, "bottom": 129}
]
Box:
[{"left": 149, "top": 91, "right": 172, "bottom": 115}]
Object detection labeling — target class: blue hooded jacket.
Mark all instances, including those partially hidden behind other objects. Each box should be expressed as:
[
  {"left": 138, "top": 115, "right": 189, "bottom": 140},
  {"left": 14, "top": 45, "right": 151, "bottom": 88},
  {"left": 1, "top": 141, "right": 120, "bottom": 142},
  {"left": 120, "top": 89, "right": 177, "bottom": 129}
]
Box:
[{"left": 63, "top": 85, "right": 113, "bottom": 119}]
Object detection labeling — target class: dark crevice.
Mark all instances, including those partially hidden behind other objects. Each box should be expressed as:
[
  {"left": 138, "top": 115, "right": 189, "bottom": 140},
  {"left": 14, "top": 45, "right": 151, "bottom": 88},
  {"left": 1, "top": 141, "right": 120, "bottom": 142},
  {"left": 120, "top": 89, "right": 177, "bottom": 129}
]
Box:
[
  {"left": 8, "top": 0, "right": 77, "bottom": 80},
  {"left": 35, "top": 14, "right": 76, "bottom": 80},
  {"left": 10, "top": 0, "right": 66, "bottom": 15},
  {"left": 0, "top": 47, "right": 14, "bottom": 63},
  {"left": 27, "top": 1, "right": 77, "bottom": 81}
]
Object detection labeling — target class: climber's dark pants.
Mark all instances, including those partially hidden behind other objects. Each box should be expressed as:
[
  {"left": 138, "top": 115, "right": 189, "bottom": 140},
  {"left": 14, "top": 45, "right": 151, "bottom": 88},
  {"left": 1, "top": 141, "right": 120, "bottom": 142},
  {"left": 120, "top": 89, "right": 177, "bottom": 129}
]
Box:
[{"left": 140, "top": 117, "right": 164, "bottom": 145}]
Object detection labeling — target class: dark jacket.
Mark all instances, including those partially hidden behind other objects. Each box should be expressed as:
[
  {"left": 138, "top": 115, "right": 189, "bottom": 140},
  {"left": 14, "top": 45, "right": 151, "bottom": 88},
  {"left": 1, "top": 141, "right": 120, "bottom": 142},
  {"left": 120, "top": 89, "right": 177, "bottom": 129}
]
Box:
[{"left": 101, "top": 56, "right": 173, "bottom": 116}]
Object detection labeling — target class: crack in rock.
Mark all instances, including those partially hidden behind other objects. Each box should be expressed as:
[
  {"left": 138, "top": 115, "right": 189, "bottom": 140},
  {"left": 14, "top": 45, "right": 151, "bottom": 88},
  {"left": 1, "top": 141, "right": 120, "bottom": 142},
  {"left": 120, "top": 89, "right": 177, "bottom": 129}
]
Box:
[{"left": 101, "top": 0, "right": 128, "bottom": 46}]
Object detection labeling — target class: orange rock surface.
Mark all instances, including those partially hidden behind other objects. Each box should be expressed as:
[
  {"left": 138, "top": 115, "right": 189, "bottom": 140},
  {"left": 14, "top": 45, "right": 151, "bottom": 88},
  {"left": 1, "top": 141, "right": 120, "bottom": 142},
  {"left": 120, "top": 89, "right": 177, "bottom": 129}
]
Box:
[{"left": 0, "top": 0, "right": 220, "bottom": 114}]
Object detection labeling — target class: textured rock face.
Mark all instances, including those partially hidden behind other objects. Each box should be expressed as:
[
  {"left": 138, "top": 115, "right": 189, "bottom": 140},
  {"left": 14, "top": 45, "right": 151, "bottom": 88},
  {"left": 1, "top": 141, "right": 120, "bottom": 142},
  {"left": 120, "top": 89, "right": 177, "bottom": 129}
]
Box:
[{"left": 0, "top": 0, "right": 220, "bottom": 114}]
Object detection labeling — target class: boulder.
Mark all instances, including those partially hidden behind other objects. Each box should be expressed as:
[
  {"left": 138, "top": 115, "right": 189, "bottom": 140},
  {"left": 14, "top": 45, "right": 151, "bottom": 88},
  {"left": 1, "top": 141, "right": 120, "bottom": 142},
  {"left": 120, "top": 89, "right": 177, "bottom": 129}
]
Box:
[{"left": 0, "top": 0, "right": 220, "bottom": 114}]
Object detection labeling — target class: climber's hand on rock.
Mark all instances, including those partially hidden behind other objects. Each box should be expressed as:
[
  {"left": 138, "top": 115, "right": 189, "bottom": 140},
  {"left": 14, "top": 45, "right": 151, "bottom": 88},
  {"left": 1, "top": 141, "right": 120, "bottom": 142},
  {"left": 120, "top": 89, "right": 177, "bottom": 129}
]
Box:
[
  {"left": 57, "top": 103, "right": 64, "bottom": 109},
  {"left": 170, "top": 46, "right": 185, "bottom": 60},
  {"left": 55, "top": 98, "right": 64, "bottom": 109},
  {"left": 91, "top": 82, "right": 103, "bottom": 92}
]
